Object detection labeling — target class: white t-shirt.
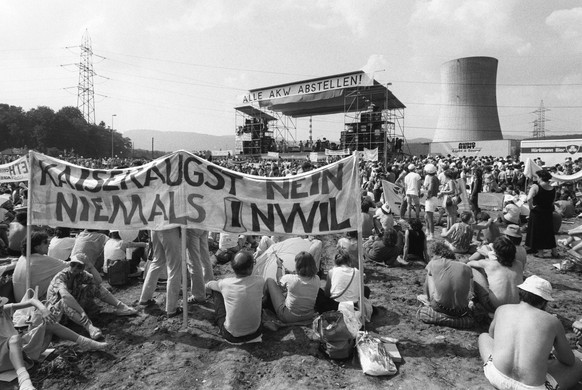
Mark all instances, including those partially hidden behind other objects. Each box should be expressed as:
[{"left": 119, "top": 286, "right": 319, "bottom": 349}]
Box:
[
  {"left": 48, "top": 237, "right": 76, "bottom": 260},
  {"left": 404, "top": 172, "right": 422, "bottom": 196},
  {"left": 328, "top": 266, "right": 361, "bottom": 302}
]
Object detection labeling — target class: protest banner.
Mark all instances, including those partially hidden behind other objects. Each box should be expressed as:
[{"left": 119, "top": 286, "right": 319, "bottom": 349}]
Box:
[
  {"left": 0, "top": 156, "right": 29, "bottom": 183},
  {"left": 478, "top": 192, "right": 505, "bottom": 211},
  {"left": 29, "top": 150, "right": 359, "bottom": 236},
  {"left": 381, "top": 180, "right": 404, "bottom": 215},
  {"left": 362, "top": 148, "right": 378, "bottom": 162}
]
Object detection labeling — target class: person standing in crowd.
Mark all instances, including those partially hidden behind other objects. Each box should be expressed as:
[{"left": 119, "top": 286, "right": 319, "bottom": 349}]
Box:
[
  {"left": 423, "top": 163, "right": 439, "bottom": 240},
  {"left": 139, "top": 227, "right": 182, "bottom": 317},
  {"left": 404, "top": 164, "right": 422, "bottom": 220},
  {"left": 438, "top": 170, "right": 458, "bottom": 229},
  {"left": 525, "top": 169, "right": 558, "bottom": 258},
  {"left": 478, "top": 275, "right": 582, "bottom": 390},
  {"left": 186, "top": 228, "right": 214, "bottom": 304},
  {"left": 470, "top": 166, "right": 483, "bottom": 215}
]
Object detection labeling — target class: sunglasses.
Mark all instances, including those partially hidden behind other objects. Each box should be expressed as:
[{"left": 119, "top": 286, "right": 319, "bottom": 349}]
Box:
[{"left": 70, "top": 262, "right": 85, "bottom": 270}]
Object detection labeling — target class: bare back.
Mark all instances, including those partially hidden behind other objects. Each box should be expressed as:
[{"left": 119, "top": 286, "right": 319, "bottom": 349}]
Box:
[{"left": 490, "top": 302, "right": 564, "bottom": 386}]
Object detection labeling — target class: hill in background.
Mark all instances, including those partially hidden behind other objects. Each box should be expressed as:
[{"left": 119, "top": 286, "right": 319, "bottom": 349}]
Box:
[{"left": 123, "top": 129, "right": 234, "bottom": 152}]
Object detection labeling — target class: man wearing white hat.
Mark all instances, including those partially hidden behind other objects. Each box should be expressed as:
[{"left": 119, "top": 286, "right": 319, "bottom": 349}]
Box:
[
  {"left": 478, "top": 275, "right": 582, "bottom": 390},
  {"left": 403, "top": 164, "right": 422, "bottom": 220},
  {"left": 422, "top": 163, "right": 439, "bottom": 240}
]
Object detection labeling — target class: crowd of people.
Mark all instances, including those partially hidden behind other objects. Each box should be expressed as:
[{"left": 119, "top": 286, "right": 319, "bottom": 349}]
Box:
[{"left": 1, "top": 150, "right": 582, "bottom": 390}]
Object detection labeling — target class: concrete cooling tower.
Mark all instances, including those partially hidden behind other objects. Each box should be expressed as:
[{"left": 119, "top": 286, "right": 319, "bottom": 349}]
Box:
[{"left": 433, "top": 56, "right": 503, "bottom": 142}]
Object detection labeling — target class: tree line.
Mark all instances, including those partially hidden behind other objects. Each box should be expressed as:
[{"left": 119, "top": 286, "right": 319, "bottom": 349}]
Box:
[{"left": 0, "top": 103, "right": 135, "bottom": 158}]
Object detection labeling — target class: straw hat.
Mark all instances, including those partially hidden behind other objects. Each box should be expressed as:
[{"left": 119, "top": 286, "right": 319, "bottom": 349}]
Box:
[
  {"left": 503, "top": 225, "right": 522, "bottom": 238},
  {"left": 518, "top": 275, "right": 554, "bottom": 302},
  {"left": 424, "top": 163, "right": 437, "bottom": 174}
]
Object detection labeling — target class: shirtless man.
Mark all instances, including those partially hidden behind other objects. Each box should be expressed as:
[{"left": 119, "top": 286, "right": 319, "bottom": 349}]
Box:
[{"left": 478, "top": 275, "right": 582, "bottom": 389}]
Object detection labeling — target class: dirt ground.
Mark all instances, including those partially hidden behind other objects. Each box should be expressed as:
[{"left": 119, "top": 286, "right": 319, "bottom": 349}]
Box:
[{"left": 6, "top": 220, "right": 582, "bottom": 390}]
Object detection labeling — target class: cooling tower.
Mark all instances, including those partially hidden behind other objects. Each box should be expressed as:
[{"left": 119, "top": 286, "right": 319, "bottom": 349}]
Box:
[{"left": 433, "top": 56, "right": 502, "bottom": 142}]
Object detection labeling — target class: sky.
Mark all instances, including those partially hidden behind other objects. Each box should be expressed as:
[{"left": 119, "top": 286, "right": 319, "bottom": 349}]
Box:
[{"left": 1, "top": 0, "right": 581, "bottom": 147}]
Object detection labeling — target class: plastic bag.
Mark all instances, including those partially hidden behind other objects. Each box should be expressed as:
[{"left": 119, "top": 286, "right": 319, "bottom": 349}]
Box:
[
  {"left": 356, "top": 332, "right": 397, "bottom": 376},
  {"left": 337, "top": 302, "right": 361, "bottom": 338}
]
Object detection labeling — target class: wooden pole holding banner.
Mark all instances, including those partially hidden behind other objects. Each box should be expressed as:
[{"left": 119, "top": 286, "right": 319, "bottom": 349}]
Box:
[
  {"left": 25, "top": 151, "right": 33, "bottom": 292},
  {"left": 353, "top": 151, "right": 367, "bottom": 328},
  {"left": 181, "top": 227, "right": 188, "bottom": 327}
]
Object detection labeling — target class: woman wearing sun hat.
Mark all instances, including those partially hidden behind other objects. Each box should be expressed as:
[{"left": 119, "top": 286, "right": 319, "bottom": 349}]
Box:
[{"left": 0, "top": 294, "right": 107, "bottom": 390}]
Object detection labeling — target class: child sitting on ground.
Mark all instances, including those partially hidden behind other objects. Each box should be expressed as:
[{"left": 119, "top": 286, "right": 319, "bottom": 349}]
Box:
[
  {"left": 441, "top": 211, "right": 474, "bottom": 254},
  {"left": 473, "top": 212, "right": 500, "bottom": 245}
]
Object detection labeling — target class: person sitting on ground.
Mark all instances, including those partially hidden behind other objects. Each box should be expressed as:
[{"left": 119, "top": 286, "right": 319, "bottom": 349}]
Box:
[
  {"left": 473, "top": 212, "right": 501, "bottom": 245},
  {"left": 573, "top": 318, "right": 582, "bottom": 350},
  {"left": 317, "top": 249, "right": 372, "bottom": 321},
  {"left": 264, "top": 251, "right": 319, "bottom": 324},
  {"left": 500, "top": 199, "right": 521, "bottom": 226},
  {"left": 70, "top": 229, "right": 109, "bottom": 283},
  {"left": 103, "top": 230, "right": 148, "bottom": 276},
  {"left": 46, "top": 255, "right": 137, "bottom": 340},
  {"left": 467, "top": 236, "right": 524, "bottom": 314},
  {"left": 362, "top": 198, "right": 378, "bottom": 238},
  {"left": 441, "top": 211, "right": 474, "bottom": 254},
  {"left": 417, "top": 241, "right": 474, "bottom": 328},
  {"left": 363, "top": 228, "right": 401, "bottom": 266},
  {"left": 7, "top": 211, "right": 27, "bottom": 257},
  {"left": 467, "top": 224, "right": 527, "bottom": 269},
  {"left": 205, "top": 251, "right": 265, "bottom": 345},
  {"left": 478, "top": 275, "right": 582, "bottom": 390},
  {"left": 0, "top": 295, "right": 108, "bottom": 390},
  {"left": 13, "top": 231, "right": 68, "bottom": 302},
  {"left": 214, "top": 232, "right": 245, "bottom": 264},
  {"left": 336, "top": 230, "right": 359, "bottom": 268},
  {"left": 47, "top": 227, "right": 76, "bottom": 261},
  {"left": 401, "top": 218, "right": 429, "bottom": 264}
]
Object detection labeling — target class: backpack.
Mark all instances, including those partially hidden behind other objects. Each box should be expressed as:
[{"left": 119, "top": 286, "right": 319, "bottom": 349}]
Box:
[
  {"left": 107, "top": 259, "right": 130, "bottom": 286},
  {"left": 314, "top": 311, "right": 355, "bottom": 360}
]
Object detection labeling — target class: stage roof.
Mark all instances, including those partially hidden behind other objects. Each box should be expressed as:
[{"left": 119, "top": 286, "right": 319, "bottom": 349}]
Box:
[
  {"left": 239, "top": 71, "right": 405, "bottom": 118},
  {"left": 234, "top": 105, "right": 277, "bottom": 122}
]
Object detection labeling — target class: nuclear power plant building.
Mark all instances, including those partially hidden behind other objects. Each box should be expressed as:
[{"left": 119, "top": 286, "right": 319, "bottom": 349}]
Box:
[{"left": 433, "top": 56, "right": 503, "bottom": 143}]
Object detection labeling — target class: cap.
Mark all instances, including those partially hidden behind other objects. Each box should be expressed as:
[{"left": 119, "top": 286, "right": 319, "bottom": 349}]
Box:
[
  {"left": 408, "top": 163, "right": 416, "bottom": 171},
  {"left": 518, "top": 275, "right": 554, "bottom": 302},
  {"left": 503, "top": 224, "right": 521, "bottom": 238},
  {"left": 424, "top": 163, "right": 437, "bottom": 174},
  {"left": 69, "top": 255, "right": 85, "bottom": 265}
]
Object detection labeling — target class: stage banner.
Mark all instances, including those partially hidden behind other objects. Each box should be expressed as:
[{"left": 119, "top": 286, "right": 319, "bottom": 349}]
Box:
[
  {"left": 381, "top": 180, "right": 404, "bottom": 215},
  {"left": 325, "top": 149, "right": 350, "bottom": 156},
  {"left": 267, "top": 152, "right": 280, "bottom": 159},
  {"left": 362, "top": 148, "right": 378, "bottom": 162},
  {"left": 29, "top": 151, "right": 359, "bottom": 235},
  {"left": 0, "top": 156, "right": 29, "bottom": 183},
  {"left": 478, "top": 192, "right": 505, "bottom": 211},
  {"left": 309, "top": 152, "right": 319, "bottom": 162}
]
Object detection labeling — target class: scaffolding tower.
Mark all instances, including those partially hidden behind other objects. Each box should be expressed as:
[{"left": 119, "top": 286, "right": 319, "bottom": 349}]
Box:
[{"left": 342, "top": 85, "right": 406, "bottom": 164}]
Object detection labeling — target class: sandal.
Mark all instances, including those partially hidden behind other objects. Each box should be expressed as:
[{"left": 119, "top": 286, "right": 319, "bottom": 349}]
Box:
[
  {"left": 139, "top": 299, "right": 156, "bottom": 306},
  {"left": 167, "top": 307, "right": 183, "bottom": 318},
  {"left": 187, "top": 295, "right": 206, "bottom": 304}
]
